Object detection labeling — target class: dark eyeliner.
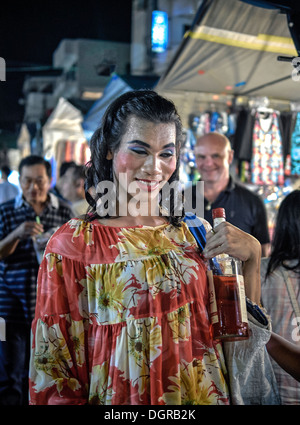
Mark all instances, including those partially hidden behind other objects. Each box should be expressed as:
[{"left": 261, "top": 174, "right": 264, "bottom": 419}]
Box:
[{"left": 129, "top": 146, "right": 147, "bottom": 154}]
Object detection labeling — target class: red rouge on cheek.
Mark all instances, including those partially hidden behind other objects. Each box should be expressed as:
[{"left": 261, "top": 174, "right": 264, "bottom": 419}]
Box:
[{"left": 114, "top": 152, "right": 136, "bottom": 171}]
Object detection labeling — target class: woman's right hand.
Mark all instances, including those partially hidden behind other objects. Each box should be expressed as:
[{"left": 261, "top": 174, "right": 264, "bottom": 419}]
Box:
[{"left": 203, "top": 221, "right": 261, "bottom": 304}]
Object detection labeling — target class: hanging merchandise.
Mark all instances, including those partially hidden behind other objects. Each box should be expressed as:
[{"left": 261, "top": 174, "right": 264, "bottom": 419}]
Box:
[
  {"left": 179, "top": 129, "right": 197, "bottom": 184},
  {"left": 227, "top": 111, "right": 237, "bottom": 136},
  {"left": 210, "top": 111, "right": 223, "bottom": 132},
  {"left": 53, "top": 140, "right": 91, "bottom": 182},
  {"left": 185, "top": 106, "right": 236, "bottom": 182},
  {"left": 232, "top": 107, "right": 254, "bottom": 163},
  {"left": 189, "top": 107, "right": 231, "bottom": 139},
  {"left": 208, "top": 110, "right": 229, "bottom": 134},
  {"left": 64, "top": 140, "right": 72, "bottom": 162},
  {"left": 284, "top": 154, "right": 291, "bottom": 176},
  {"left": 251, "top": 111, "right": 284, "bottom": 186},
  {"left": 189, "top": 112, "right": 210, "bottom": 137},
  {"left": 290, "top": 112, "right": 300, "bottom": 175}
]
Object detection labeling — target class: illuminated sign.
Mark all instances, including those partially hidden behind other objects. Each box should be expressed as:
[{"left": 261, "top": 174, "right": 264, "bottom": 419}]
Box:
[{"left": 151, "top": 11, "right": 168, "bottom": 52}]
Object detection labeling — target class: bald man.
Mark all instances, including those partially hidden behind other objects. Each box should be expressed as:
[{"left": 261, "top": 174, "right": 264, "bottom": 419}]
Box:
[{"left": 193, "top": 132, "right": 270, "bottom": 257}]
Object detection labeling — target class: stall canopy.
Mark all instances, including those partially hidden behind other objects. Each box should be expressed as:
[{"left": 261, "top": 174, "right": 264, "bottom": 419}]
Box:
[
  {"left": 156, "top": 0, "right": 300, "bottom": 106},
  {"left": 82, "top": 73, "right": 159, "bottom": 139},
  {"left": 42, "top": 97, "right": 86, "bottom": 158},
  {"left": 82, "top": 74, "right": 133, "bottom": 140}
]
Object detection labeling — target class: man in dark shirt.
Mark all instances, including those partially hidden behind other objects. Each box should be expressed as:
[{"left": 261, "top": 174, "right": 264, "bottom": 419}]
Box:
[
  {"left": 192, "top": 132, "right": 270, "bottom": 257},
  {"left": 0, "top": 155, "right": 73, "bottom": 405}
]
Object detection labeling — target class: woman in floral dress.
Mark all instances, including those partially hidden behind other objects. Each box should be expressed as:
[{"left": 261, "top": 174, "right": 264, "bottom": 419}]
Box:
[{"left": 29, "top": 90, "right": 275, "bottom": 405}]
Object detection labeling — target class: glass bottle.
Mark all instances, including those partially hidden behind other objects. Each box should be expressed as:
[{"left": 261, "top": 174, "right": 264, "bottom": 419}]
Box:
[{"left": 207, "top": 208, "right": 249, "bottom": 341}]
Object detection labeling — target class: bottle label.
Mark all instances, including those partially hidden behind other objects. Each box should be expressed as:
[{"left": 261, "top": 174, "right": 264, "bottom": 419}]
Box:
[
  {"left": 237, "top": 274, "right": 248, "bottom": 323},
  {"left": 213, "top": 217, "right": 225, "bottom": 227},
  {"left": 207, "top": 269, "right": 218, "bottom": 324}
]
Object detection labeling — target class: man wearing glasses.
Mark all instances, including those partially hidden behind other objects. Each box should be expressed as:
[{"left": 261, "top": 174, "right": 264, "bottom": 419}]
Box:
[{"left": 0, "top": 155, "right": 74, "bottom": 405}]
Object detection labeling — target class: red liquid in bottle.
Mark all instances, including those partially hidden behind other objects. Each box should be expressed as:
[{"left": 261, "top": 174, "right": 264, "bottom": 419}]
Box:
[
  {"left": 210, "top": 274, "right": 249, "bottom": 341},
  {"left": 208, "top": 207, "right": 249, "bottom": 341}
]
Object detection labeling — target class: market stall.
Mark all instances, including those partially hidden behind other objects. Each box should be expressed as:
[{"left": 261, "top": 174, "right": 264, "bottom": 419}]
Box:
[
  {"left": 82, "top": 74, "right": 133, "bottom": 140},
  {"left": 155, "top": 0, "right": 300, "bottom": 234},
  {"left": 42, "top": 97, "right": 90, "bottom": 183},
  {"left": 82, "top": 73, "right": 159, "bottom": 140}
]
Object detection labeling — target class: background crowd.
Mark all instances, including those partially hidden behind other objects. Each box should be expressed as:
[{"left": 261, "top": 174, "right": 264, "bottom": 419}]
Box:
[{"left": 0, "top": 89, "right": 299, "bottom": 406}]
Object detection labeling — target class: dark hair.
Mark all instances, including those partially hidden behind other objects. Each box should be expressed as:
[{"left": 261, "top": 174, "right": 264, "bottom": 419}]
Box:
[
  {"left": 1, "top": 165, "right": 11, "bottom": 178},
  {"left": 85, "top": 90, "right": 184, "bottom": 226},
  {"left": 59, "top": 161, "right": 77, "bottom": 177},
  {"left": 266, "top": 189, "right": 300, "bottom": 276},
  {"left": 70, "top": 165, "right": 86, "bottom": 182},
  {"left": 19, "top": 155, "right": 52, "bottom": 179}
]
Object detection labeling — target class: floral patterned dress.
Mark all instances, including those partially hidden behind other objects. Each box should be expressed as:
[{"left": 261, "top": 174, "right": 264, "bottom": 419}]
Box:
[{"left": 29, "top": 218, "right": 230, "bottom": 405}]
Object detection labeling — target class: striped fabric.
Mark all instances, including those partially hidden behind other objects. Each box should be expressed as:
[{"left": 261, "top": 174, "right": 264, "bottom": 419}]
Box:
[
  {"left": 0, "top": 193, "right": 73, "bottom": 324},
  {"left": 261, "top": 258, "right": 300, "bottom": 405}
]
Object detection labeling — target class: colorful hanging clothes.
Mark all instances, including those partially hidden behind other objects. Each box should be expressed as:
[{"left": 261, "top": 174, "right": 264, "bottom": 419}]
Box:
[
  {"left": 290, "top": 112, "right": 300, "bottom": 175},
  {"left": 29, "top": 218, "right": 230, "bottom": 405},
  {"left": 251, "top": 112, "right": 284, "bottom": 186},
  {"left": 210, "top": 111, "right": 225, "bottom": 133}
]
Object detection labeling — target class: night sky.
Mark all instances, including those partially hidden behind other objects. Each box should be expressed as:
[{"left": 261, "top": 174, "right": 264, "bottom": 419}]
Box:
[{"left": 0, "top": 1, "right": 132, "bottom": 136}]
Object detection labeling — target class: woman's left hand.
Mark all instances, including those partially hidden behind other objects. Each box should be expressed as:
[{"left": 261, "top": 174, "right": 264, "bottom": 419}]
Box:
[{"left": 202, "top": 221, "right": 261, "bottom": 304}]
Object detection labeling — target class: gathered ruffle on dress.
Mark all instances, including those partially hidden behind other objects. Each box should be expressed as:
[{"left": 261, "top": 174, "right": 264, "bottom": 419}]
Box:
[{"left": 29, "top": 218, "right": 229, "bottom": 405}]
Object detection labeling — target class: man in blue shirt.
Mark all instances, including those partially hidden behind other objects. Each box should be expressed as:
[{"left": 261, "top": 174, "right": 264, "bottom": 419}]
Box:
[
  {"left": 0, "top": 165, "right": 19, "bottom": 204},
  {"left": 192, "top": 132, "right": 270, "bottom": 257},
  {"left": 0, "top": 155, "right": 73, "bottom": 405}
]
